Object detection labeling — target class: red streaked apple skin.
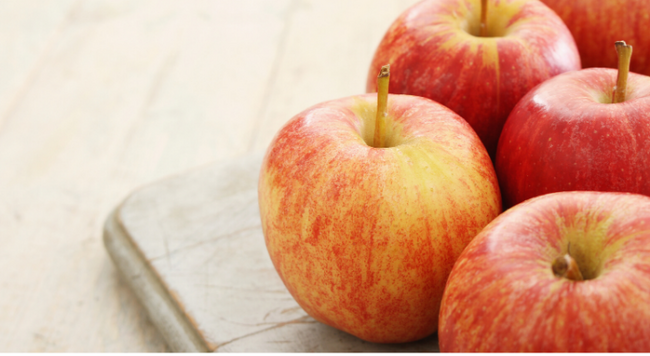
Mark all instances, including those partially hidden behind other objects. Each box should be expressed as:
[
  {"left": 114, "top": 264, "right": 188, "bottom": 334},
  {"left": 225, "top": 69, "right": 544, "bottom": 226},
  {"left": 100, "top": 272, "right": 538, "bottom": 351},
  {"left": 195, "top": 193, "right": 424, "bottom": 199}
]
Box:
[
  {"left": 367, "top": 0, "right": 580, "bottom": 157},
  {"left": 541, "top": 0, "right": 650, "bottom": 75},
  {"left": 439, "top": 191, "right": 650, "bottom": 352},
  {"left": 258, "top": 93, "right": 501, "bottom": 343},
  {"left": 496, "top": 68, "right": 650, "bottom": 208}
]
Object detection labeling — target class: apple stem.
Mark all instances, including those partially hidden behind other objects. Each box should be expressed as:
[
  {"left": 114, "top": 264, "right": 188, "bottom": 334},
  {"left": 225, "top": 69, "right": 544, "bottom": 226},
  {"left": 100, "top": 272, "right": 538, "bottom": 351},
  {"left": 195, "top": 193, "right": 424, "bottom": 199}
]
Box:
[
  {"left": 552, "top": 245, "right": 584, "bottom": 281},
  {"left": 613, "top": 41, "right": 633, "bottom": 103},
  {"left": 479, "top": 0, "right": 488, "bottom": 37},
  {"left": 373, "top": 64, "right": 390, "bottom": 148}
]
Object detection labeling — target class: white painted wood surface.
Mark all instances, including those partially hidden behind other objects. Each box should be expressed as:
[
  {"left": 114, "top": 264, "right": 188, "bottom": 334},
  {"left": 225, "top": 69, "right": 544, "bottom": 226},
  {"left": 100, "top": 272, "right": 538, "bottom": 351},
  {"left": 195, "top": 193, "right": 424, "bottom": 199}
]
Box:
[
  {"left": 104, "top": 154, "right": 439, "bottom": 352},
  {"left": 0, "top": 0, "right": 420, "bottom": 351}
]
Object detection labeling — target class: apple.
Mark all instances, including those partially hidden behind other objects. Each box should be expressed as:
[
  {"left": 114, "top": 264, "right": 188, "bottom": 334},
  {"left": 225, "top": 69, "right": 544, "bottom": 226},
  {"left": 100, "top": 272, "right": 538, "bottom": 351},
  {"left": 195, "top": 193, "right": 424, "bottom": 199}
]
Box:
[
  {"left": 367, "top": 0, "right": 581, "bottom": 158},
  {"left": 439, "top": 191, "right": 650, "bottom": 352},
  {"left": 258, "top": 66, "right": 501, "bottom": 343},
  {"left": 496, "top": 41, "right": 650, "bottom": 208},
  {"left": 541, "top": 0, "right": 650, "bottom": 75}
]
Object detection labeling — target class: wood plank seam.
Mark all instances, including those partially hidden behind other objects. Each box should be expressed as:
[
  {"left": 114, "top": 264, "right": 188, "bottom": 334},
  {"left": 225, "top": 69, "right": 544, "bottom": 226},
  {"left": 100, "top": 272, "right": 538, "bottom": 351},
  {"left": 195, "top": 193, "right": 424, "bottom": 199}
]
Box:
[{"left": 0, "top": 0, "right": 82, "bottom": 133}]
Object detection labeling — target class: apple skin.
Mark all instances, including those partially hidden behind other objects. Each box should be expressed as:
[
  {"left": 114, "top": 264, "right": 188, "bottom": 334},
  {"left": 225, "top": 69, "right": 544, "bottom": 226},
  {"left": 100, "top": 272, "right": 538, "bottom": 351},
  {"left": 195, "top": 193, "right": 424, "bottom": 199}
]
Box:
[
  {"left": 541, "top": 0, "right": 650, "bottom": 75},
  {"left": 496, "top": 68, "right": 650, "bottom": 209},
  {"left": 439, "top": 191, "right": 650, "bottom": 352},
  {"left": 366, "top": 0, "right": 581, "bottom": 158},
  {"left": 258, "top": 93, "right": 501, "bottom": 343}
]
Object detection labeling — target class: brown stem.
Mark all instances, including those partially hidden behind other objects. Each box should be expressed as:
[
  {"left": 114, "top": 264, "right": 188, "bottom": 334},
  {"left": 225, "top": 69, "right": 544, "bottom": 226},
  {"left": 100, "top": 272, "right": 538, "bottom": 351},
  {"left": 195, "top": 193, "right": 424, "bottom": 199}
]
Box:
[
  {"left": 552, "top": 249, "right": 584, "bottom": 281},
  {"left": 479, "top": 0, "right": 488, "bottom": 37},
  {"left": 613, "top": 41, "right": 633, "bottom": 103},
  {"left": 373, "top": 64, "right": 390, "bottom": 148}
]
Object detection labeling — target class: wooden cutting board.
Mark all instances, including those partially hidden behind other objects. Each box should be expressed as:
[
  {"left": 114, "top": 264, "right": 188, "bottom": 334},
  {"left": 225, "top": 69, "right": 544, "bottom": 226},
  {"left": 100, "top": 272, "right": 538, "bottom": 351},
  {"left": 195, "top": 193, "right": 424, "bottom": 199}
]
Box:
[{"left": 102, "top": 154, "right": 439, "bottom": 352}]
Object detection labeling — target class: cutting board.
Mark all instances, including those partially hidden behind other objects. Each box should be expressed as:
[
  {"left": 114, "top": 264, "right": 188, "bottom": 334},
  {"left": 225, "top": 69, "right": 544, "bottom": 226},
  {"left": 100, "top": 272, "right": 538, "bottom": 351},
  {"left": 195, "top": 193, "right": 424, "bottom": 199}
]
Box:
[{"left": 103, "top": 154, "right": 439, "bottom": 352}]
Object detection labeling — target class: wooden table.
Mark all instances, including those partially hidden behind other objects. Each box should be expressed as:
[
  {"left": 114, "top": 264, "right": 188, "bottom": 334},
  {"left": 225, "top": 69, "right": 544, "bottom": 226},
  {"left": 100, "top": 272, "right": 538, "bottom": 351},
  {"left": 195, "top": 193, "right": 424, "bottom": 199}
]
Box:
[{"left": 0, "top": 0, "right": 419, "bottom": 351}]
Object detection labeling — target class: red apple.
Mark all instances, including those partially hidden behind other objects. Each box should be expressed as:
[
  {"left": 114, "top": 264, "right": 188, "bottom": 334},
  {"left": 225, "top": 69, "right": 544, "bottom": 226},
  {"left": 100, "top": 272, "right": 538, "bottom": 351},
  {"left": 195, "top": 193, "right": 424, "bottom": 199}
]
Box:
[
  {"left": 258, "top": 86, "right": 501, "bottom": 343},
  {"left": 541, "top": 0, "right": 650, "bottom": 75},
  {"left": 439, "top": 191, "right": 650, "bottom": 352},
  {"left": 496, "top": 43, "right": 650, "bottom": 208},
  {"left": 367, "top": 0, "right": 581, "bottom": 158}
]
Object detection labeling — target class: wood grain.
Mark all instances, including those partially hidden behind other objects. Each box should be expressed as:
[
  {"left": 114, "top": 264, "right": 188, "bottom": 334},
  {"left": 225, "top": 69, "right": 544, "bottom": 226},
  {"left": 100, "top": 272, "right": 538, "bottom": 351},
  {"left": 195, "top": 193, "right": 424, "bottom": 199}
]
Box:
[{"left": 0, "top": 0, "right": 419, "bottom": 351}]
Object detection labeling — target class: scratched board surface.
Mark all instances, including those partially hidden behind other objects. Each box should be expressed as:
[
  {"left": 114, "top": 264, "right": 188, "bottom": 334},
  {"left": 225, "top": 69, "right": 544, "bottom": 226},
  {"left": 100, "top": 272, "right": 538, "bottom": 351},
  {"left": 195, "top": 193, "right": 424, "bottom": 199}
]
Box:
[{"left": 103, "top": 154, "right": 439, "bottom": 352}]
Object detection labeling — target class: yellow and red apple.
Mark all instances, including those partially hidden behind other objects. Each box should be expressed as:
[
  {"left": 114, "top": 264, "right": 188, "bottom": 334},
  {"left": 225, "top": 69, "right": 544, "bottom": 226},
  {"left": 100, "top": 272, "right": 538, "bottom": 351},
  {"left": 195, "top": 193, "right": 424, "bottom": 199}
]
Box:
[
  {"left": 258, "top": 91, "right": 501, "bottom": 343},
  {"left": 367, "top": 0, "right": 580, "bottom": 158},
  {"left": 439, "top": 191, "right": 650, "bottom": 352}
]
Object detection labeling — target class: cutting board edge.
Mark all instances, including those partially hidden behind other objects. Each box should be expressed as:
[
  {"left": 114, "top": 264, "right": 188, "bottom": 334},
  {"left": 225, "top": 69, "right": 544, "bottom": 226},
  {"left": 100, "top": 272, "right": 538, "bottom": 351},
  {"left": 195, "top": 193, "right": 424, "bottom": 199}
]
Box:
[{"left": 103, "top": 207, "right": 211, "bottom": 352}]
